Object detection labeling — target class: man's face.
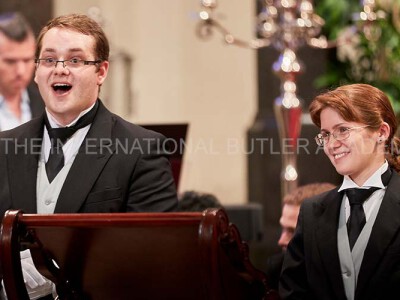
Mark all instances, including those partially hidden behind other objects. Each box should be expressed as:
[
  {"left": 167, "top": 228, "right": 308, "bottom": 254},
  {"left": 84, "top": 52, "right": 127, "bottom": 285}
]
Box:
[
  {"left": 0, "top": 32, "right": 35, "bottom": 97},
  {"left": 34, "top": 27, "right": 108, "bottom": 125},
  {"left": 278, "top": 204, "right": 300, "bottom": 251}
]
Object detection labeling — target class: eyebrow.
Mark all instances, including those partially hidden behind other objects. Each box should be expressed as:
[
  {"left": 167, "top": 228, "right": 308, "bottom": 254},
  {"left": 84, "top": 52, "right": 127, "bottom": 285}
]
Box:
[
  {"left": 320, "top": 123, "right": 349, "bottom": 132},
  {"left": 3, "top": 55, "right": 35, "bottom": 60},
  {"left": 41, "top": 48, "right": 86, "bottom": 55}
]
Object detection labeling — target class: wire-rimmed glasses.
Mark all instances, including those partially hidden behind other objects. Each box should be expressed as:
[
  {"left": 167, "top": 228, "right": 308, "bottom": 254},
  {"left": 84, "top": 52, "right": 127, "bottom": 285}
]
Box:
[{"left": 315, "top": 125, "right": 370, "bottom": 146}]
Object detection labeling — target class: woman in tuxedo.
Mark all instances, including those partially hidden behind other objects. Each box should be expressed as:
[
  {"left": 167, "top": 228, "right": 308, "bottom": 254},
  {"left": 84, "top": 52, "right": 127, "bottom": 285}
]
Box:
[{"left": 279, "top": 83, "right": 400, "bottom": 300}]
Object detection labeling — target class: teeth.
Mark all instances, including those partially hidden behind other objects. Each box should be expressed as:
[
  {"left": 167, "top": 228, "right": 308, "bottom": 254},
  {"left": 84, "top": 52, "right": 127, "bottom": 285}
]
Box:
[
  {"left": 334, "top": 153, "right": 347, "bottom": 159},
  {"left": 53, "top": 83, "right": 70, "bottom": 87}
]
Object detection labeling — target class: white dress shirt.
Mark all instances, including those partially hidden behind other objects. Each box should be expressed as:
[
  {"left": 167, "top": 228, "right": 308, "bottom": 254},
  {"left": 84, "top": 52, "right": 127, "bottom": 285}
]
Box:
[
  {"left": 0, "top": 89, "right": 32, "bottom": 131},
  {"left": 338, "top": 161, "right": 388, "bottom": 223}
]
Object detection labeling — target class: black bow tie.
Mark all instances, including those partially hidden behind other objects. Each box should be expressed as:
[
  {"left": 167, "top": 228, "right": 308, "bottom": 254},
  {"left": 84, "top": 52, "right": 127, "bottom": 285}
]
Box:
[{"left": 44, "top": 101, "right": 99, "bottom": 183}]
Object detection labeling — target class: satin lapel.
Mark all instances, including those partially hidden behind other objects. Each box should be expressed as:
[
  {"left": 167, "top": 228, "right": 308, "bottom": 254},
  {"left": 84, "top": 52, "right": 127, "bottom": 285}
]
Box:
[
  {"left": 7, "top": 117, "right": 44, "bottom": 213},
  {"left": 54, "top": 102, "right": 115, "bottom": 213},
  {"left": 356, "top": 171, "right": 400, "bottom": 298},
  {"left": 27, "top": 83, "right": 45, "bottom": 118},
  {"left": 315, "top": 189, "right": 347, "bottom": 300}
]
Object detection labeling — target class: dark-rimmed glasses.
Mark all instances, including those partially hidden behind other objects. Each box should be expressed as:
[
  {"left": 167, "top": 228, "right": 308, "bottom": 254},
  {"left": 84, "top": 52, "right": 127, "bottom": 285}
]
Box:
[{"left": 35, "top": 58, "right": 102, "bottom": 69}]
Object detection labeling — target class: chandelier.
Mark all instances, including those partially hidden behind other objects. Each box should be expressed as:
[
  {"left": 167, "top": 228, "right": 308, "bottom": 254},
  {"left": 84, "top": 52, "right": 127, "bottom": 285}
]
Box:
[{"left": 196, "top": 0, "right": 383, "bottom": 198}]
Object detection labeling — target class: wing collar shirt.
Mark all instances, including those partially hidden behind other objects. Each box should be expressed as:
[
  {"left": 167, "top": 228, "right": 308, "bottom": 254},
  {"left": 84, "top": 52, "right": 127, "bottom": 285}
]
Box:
[
  {"left": 338, "top": 161, "right": 389, "bottom": 222},
  {"left": 41, "top": 103, "right": 95, "bottom": 164}
]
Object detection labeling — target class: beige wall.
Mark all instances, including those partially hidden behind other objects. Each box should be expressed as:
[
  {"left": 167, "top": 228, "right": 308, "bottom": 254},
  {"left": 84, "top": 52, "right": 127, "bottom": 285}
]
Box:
[{"left": 54, "top": 0, "right": 257, "bottom": 204}]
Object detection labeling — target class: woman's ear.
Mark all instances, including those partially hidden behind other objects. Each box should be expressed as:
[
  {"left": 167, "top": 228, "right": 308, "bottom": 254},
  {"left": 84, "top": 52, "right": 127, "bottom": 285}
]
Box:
[{"left": 378, "top": 122, "right": 391, "bottom": 143}]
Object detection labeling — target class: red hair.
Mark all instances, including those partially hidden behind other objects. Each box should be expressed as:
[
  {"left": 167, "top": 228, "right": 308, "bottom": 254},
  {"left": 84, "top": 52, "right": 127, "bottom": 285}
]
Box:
[{"left": 309, "top": 84, "right": 400, "bottom": 172}]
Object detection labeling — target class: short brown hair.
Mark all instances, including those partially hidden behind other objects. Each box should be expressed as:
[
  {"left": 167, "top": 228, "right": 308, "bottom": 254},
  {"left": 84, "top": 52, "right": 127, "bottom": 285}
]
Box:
[
  {"left": 36, "top": 13, "right": 109, "bottom": 61},
  {"left": 0, "top": 12, "right": 33, "bottom": 42},
  {"left": 283, "top": 183, "right": 335, "bottom": 206}
]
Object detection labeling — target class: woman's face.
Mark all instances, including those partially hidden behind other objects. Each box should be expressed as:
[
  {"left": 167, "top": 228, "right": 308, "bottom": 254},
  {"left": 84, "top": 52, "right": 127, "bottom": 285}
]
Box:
[{"left": 320, "top": 107, "right": 386, "bottom": 186}]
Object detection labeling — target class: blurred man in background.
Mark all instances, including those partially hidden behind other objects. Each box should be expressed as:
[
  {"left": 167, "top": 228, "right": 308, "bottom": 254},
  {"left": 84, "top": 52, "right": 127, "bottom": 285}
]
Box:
[
  {"left": 266, "top": 182, "right": 335, "bottom": 290},
  {"left": 0, "top": 12, "right": 44, "bottom": 131}
]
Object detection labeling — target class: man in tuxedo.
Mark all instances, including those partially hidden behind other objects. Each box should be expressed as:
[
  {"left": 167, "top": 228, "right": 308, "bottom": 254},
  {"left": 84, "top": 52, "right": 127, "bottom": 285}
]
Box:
[
  {"left": 0, "top": 12, "right": 44, "bottom": 131},
  {"left": 266, "top": 183, "right": 335, "bottom": 290},
  {"left": 0, "top": 13, "right": 177, "bottom": 299}
]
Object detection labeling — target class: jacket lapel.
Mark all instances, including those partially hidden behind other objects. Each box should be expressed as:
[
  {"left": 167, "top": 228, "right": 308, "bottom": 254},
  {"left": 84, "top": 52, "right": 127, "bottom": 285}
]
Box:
[
  {"left": 7, "top": 117, "right": 44, "bottom": 213},
  {"left": 54, "top": 101, "right": 115, "bottom": 213},
  {"left": 27, "top": 83, "right": 45, "bottom": 118},
  {"left": 356, "top": 171, "right": 400, "bottom": 299},
  {"left": 315, "top": 189, "right": 347, "bottom": 300}
]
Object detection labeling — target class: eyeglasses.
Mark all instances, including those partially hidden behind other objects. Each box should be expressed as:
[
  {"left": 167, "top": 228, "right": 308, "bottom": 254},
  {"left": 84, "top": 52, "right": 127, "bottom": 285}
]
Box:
[
  {"left": 315, "top": 125, "right": 370, "bottom": 146},
  {"left": 35, "top": 58, "right": 102, "bottom": 69}
]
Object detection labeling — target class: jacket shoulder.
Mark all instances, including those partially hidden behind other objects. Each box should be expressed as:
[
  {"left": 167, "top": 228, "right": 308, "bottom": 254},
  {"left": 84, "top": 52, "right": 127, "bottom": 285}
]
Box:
[
  {"left": 300, "top": 187, "right": 339, "bottom": 217},
  {"left": 111, "top": 114, "right": 166, "bottom": 140}
]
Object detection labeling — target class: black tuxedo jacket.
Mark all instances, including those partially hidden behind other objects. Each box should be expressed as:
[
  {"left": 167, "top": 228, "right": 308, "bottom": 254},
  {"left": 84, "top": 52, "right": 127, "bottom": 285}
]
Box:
[
  {"left": 27, "top": 83, "right": 45, "bottom": 118},
  {"left": 280, "top": 171, "right": 400, "bottom": 300},
  {"left": 266, "top": 252, "right": 284, "bottom": 291},
  {"left": 0, "top": 100, "right": 178, "bottom": 219}
]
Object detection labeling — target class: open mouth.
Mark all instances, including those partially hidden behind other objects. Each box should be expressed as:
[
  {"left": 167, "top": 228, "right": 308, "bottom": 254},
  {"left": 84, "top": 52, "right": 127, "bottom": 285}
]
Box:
[{"left": 52, "top": 83, "right": 72, "bottom": 95}]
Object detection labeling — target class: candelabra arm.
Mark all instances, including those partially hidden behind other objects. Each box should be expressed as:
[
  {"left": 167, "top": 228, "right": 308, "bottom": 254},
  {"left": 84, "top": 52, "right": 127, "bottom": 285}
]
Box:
[
  {"left": 195, "top": 0, "right": 385, "bottom": 199},
  {"left": 196, "top": 16, "right": 271, "bottom": 49}
]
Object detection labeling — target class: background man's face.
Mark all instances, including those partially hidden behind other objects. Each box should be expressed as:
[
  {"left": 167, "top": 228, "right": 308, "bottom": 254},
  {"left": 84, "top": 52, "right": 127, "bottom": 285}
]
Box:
[
  {"left": 278, "top": 204, "right": 300, "bottom": 251},
  {"left": 0, "top": 32, "right": 35, "bottom": 97}
]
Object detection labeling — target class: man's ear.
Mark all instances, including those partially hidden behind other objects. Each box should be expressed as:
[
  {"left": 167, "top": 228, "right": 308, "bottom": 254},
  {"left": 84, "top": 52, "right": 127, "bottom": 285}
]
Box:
[
  {"left": 97, "top": 60, "right": 109, "bottom": 86},
  {"left": 34, "top": 69, "right": 38, "bottom": 84}
]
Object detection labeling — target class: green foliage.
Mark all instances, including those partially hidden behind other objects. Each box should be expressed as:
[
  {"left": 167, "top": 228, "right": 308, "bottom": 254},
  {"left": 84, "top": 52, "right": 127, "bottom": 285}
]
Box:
[
  {"left": 315, "top": 0, "right": 359, "bottom": 39},
  {"left": 314, "top": 0, "right": 400, "bottom": 114}
]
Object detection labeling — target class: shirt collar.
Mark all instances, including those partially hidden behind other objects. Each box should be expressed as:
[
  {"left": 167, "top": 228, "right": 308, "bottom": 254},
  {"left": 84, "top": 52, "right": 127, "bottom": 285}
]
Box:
[
  {"left": 338, "top": 160, "right": 388, "bottom": 192},
  {"left": 0, "top": 89, "right": 30, "bottom": 106},
  {"left": 21, "top": 89, "right": 30, "bottom": 106},
  {"left": 45, "top": 102, "right": 96, "bottom": 128}
]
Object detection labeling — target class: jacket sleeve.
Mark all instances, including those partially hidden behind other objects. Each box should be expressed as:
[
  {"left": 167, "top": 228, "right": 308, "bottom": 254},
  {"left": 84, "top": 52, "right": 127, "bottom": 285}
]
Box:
[
  {"left": 279, "top": 204, "right": 313, "bottom": 300},
  {"left": 125, "top": 133, "right": 178, "bottom": 212}
]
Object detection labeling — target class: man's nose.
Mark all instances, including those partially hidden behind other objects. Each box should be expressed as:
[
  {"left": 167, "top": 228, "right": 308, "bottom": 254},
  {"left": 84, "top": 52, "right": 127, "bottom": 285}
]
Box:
[
  {"left": 54, "top": 61, "right": 70, "bottom": 75},
  {"left": 15, "top": 61, "right": 28, "bottom": 75},
  {"left": 278, "top": 231, "right": 290, "bottom": 249}
]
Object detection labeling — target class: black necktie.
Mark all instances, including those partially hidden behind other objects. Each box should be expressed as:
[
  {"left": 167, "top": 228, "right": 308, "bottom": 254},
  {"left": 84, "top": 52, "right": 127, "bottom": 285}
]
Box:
[
  {"left": 346, "top": 187, "right": 378, "bottom": 250},
  {"left": 345, "top": 168, "right": 392, "bottom": 250},
  {"left": 44, "top": 101, "right": 98, "bottom": 183}
]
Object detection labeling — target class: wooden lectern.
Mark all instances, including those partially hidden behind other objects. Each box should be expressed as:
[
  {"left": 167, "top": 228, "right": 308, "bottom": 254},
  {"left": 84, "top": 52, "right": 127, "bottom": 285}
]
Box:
[{"left": 0, "top": 208, "right": 278, "bottom": 300}]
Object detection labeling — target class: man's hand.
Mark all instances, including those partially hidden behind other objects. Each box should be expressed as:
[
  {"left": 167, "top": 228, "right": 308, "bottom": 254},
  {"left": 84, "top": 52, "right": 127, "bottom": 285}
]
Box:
[{"left": 20, "top": 250, "right": 53, "bottom": 299}]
